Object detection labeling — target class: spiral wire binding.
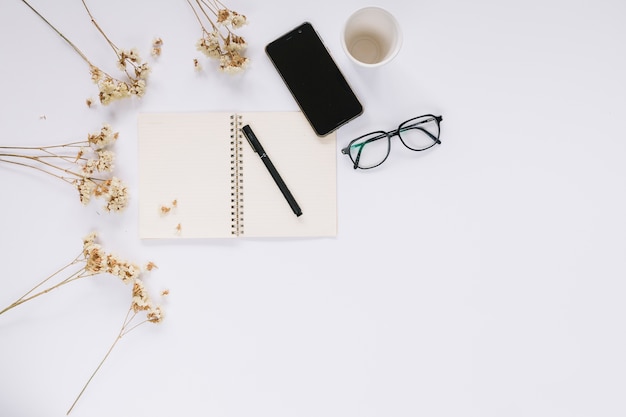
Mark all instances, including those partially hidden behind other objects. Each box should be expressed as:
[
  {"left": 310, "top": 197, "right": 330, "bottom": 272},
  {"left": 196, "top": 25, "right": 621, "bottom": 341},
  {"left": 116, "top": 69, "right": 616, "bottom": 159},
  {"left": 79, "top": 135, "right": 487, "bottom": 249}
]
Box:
[{"left": 229, "top": 114, "right": 244, "bottom": 235}]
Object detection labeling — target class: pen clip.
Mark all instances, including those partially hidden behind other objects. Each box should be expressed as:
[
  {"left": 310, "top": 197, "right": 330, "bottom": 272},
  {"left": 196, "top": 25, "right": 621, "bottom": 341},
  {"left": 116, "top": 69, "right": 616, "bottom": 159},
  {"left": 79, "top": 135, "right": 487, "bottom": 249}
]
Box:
[{"left": 241, "top": 124, "right": 262, "bottom": 154}]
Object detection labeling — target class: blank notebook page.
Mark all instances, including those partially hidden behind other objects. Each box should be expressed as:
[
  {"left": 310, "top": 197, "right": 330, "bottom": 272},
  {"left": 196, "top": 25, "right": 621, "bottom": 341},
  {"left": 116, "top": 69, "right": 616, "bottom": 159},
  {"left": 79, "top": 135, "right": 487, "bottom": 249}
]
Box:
[{"left": 138, "top": 111, "right": 337, "bottom": 238}]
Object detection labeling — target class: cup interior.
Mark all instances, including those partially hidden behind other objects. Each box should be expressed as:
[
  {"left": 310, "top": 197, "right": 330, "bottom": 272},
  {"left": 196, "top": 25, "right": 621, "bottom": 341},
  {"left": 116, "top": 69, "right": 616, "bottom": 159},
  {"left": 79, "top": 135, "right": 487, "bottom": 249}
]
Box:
[{"left": 343, "top": 7, "right": 401, "bottom": 66}]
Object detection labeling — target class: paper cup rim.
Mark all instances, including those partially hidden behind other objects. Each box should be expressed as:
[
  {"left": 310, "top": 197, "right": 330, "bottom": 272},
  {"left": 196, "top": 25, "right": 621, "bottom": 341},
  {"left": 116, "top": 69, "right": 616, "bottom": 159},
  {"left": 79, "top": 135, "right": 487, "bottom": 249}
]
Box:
[{"left": 341, "top": 6, "right": 403, "bottom": 67}]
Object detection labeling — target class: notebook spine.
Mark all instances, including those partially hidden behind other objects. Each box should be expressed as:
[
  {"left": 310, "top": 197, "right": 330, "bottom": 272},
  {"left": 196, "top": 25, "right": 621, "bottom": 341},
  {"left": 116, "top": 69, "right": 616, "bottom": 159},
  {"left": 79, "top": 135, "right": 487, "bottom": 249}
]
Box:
[{"left": 230, "top": 114, "right": 244, "bottom": 235}]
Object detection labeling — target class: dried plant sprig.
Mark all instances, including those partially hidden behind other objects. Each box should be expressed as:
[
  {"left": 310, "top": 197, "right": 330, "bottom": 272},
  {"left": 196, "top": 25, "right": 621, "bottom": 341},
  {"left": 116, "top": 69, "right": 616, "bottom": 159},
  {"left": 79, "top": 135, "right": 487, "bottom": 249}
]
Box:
[
  {"left": 0, "top": 124, "right": 129, "bottom": 212},
  {"left": 151, "top": 37, "right": 164, "bottom": 58},
  {"left": 0, "top": 232, "right": 164, "bottom": 414},
  {"left": 187, "top": 0, "right": 249, "bottom": 73},
  {"left": 0, "top": 232, "right": 155, "bottom": 316},
  {"left": 21, "top": 0, "right": 157, "bottom": 105},
  {"left": 160, "top": 199, "right": 178, "bottom": 215},
  {"left": 67, "top": 234, "right": 166, "bottom": 414}
]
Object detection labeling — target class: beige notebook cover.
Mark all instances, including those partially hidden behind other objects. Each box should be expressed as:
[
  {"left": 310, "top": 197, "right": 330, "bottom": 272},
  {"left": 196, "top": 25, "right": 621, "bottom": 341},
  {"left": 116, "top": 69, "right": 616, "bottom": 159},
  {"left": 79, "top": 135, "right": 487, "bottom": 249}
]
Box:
[{"left": 138, "top": 111, "right": 337, "bottom": 238}]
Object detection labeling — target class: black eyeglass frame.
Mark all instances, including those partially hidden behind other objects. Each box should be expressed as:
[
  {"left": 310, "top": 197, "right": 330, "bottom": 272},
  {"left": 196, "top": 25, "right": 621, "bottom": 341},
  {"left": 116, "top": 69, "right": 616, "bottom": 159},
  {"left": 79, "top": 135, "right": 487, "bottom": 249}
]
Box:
[{"left": 341, "top": 114, "right": 443, "bottom": 170}]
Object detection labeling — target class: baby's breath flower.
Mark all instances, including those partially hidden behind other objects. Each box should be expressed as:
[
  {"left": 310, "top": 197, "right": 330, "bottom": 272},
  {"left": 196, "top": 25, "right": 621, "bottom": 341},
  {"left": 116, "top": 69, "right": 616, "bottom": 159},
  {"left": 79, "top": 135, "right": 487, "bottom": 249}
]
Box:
[
  {"left": 98, "top": 77, "right": 133, "bottom": 105},
  {"left": 95, "top": 149, "right": 115, "bottom": 172},
  {"left": 151, "top": 37, "right": 163, "bottom": 57},
  {"left": 130, "top": 79, "right": 147, "bottom": 97},
  {"left": 83, "top": 231, "right": 98, "bottom": 247},
  {"left": 134, "top": 62, "right": 151, "bottom": 80},
  {"left": 220, "top": 52, "right": 249, "bottom": 73},
  {"left": 84, "top": 242, "right": 107, "bottom": 274},
  {"left": 225, "top": 34, "right": 246, "bottom": 52},
  {"left": 131, "top": 279, "right": 152, "bottom": 312},
  {"left": 106, "top": 254, "right": 140, "bottom": 284},
  {"left": 82, "top": 159, "right": 97, "bottom": 175},
  {"left": 76, "top": 178, "right": 97, "bottom": 205},
  {"left": 90, "top": 66, "right": 104, "bottom": 83},
  {"left": 231, "top": 13, "right": 247, "bottom": 29},
  {"left": 196, "top": 32, "right": 221, "bottom": 58},
  {"left": 188, "top": 0, "right": 249, "bottom": 73},
  {"left": 147, "top": 306, "right": 164, "bottom": 323},
  {"left": 88, "top": 124, "right": 118, "bottom": 149},
  {"left": 216, "top": 9, "right": 231, "bottom": 25},
  {"left": 119, "top": 48, "right": 141, "bottom": 66},
  {"left": 95, "top": 177, "right": 129, "bottom": 212}
]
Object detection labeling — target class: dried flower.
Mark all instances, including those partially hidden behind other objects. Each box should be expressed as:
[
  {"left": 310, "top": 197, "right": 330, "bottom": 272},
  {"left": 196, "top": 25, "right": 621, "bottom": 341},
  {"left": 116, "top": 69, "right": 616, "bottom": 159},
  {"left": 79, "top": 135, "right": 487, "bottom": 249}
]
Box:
[
  {"left": 147, "top": 306, "right": 164, "bottom": 323},
  {"left": 131, "top": 278, "right": 152, "bottom": 311},
  {"left": 1, "top": 233, "right": 166, "bottom": 414},
  {"left": 68, "top": 233, "right": 165, "bottom": 414},
  {"left": 2, "top": 231, "right": 161, "bottom": 319},
  {"left": 94, "top": 177, "right": 129, "bottom": 212},
  {"left": 21, "top": 0, "right": 160, "bottom": 105},
  {"left": 151, "top": 37, "right": 163, "bottom": 57},
  {"left": 88, "top": 123, "right": 118, "bottom": 149},
  {"left": 187, "top": 0, "right": 249, "bottom": 73},
  {"left": 0, "top": 124, "right": 129, "bottom": 212},
  {"left": 160, "top": 199, "right": 178, "bottom": 215},
  {"left": 220, "top": 51, "right": 249, "bottom": 73}
]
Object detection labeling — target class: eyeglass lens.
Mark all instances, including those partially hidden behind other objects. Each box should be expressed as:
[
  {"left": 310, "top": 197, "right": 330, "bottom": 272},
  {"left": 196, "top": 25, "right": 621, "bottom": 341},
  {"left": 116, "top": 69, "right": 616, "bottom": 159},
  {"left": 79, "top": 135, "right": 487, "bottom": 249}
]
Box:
[
  {"left": 346, "top": 115, "right": 441, "bottom": 169},
  {"left": 398, "top": 115, "right": 440, "bottom": 151},
  {"left": 347, "top": 131, "right": 390, "bottom": 169}
]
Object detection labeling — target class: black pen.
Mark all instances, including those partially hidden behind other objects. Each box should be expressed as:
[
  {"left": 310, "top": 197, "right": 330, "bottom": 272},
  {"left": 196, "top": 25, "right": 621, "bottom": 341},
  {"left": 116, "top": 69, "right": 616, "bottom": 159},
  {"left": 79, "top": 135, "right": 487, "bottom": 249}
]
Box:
[{"left": 241, "top": 124, "right": 303, "bottom": 217}]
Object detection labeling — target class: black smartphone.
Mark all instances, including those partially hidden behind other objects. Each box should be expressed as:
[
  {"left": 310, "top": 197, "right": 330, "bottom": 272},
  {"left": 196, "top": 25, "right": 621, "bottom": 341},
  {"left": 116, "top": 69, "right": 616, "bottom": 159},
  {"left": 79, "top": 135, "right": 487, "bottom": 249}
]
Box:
[{"left": 266, "top": 22, "right": 363, "bottom": 136}]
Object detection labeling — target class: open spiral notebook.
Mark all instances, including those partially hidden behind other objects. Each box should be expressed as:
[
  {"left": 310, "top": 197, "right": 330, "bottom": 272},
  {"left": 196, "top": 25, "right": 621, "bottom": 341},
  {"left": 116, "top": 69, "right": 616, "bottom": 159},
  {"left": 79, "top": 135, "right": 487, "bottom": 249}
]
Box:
[{"left": 137, "top": 111, "right": 337, "bottom": 238}]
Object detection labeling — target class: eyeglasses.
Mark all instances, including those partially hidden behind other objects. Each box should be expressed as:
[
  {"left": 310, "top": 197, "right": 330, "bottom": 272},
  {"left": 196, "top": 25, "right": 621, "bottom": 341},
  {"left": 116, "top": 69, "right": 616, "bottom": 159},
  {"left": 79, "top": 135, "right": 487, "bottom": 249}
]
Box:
[{"left": 341, "top": 114, "right": 443, "bottom": 169}]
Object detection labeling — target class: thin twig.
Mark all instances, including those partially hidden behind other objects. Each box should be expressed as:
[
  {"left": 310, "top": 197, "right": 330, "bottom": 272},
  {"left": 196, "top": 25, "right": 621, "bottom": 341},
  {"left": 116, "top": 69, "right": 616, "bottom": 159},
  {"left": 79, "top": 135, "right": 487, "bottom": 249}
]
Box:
[
  {"left": 80, "top": 0, "right": 120, "bottom": 57},
  {"left": 0, "top": 154, "right": 89, "bottom": 180},
  {"left": 0, "top": 157, "right": 73, "bottom": 183},
  {"left": 20, "top": 0, "right": 93, "bottom": 66},
  {"left": 66, "top": 308, "right": 138, "bottom": 415}
]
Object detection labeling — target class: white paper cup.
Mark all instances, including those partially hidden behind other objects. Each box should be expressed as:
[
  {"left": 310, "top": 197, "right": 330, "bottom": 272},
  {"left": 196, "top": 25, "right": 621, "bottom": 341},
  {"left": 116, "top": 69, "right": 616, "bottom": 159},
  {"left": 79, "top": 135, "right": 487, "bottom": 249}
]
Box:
[{"left": 341, "top": 6, "right": 402, "bottom": 67}]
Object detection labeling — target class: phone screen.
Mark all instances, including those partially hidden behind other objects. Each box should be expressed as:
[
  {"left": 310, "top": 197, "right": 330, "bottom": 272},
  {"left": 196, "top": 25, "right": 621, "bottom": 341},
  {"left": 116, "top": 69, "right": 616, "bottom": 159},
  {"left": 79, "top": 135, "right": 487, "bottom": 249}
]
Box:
[{"left": 266, "top": 22, "right": 363, "bottom": 136}]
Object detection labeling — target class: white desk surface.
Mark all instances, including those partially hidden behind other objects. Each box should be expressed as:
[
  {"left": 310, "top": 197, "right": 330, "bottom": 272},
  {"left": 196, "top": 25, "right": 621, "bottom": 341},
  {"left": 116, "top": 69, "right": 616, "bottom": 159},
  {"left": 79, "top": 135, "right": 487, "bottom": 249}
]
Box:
[{"left": 2, "top": 0, "right": 626, "bottom": 416}]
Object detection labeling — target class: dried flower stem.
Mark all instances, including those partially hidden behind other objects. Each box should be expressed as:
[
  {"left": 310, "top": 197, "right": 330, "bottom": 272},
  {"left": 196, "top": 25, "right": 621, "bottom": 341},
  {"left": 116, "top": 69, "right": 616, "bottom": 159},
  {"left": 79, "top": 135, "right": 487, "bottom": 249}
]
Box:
[
  {"left": 66, "top": 306, "right": 152, "bottom": 415},
  {"left": 0, "top": 125, "right": 129, "bottom": 212},
  {"left": 0, "top": 233, "right": 165, "bottom": 414},
  {"left": 0, "top": 233, "right": 139, "bottom": 316},
  {"left": 0, "top": 253, "right": 89, "bottom": 316},
  {"left": 20, "top": 0, "right": 92, "bottom": 65},
  {"left": 79, "top": 0, "right": 144, "bottom": 81},
  {"left": 1, "top": 145, "right": 96, "bottom": 183},
  {"left": 20, "top": 0, "right": 153, "bottom": 105},
  {"left": 80, "top": 0, "right": 119, "bottom": 54}
]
